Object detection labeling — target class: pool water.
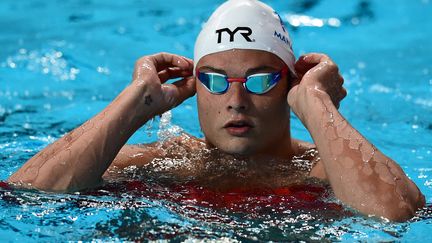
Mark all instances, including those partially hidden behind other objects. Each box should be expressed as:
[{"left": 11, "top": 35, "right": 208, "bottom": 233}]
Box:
[{"left": 1, "top": 0, "right": 432, "bottom": 241}]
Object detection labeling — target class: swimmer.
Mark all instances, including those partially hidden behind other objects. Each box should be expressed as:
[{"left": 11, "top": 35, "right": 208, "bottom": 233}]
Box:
[{"left": 8, "top": 0, "right": 425, "bottom": 221}]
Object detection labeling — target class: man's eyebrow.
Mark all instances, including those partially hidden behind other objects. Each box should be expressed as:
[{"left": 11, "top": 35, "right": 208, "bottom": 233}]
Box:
[
  {"left": 245, "top": 66, "right": 279, "bottom": 76},
  {"left": 198, "top": 65, "right": 279, "bottom": 76},
  {"left": 198, "top": 66, "right": 227, "bottom": 75}
]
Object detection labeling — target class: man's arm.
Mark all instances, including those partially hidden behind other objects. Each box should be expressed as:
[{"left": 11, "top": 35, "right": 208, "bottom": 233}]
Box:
[
  {"left": 290, "top": 53, "right": 425, "bottom": 221},
  {"left": 8, "top": 53, "right": 195, "bottom": 192},
  {"left": 106, "top": 144, "right": 163, "bottom": 171}
]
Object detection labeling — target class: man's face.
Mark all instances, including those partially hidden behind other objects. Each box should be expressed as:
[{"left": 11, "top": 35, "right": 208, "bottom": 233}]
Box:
[{"left": 196, "top": 49, "right": 291, "bottom": 156}]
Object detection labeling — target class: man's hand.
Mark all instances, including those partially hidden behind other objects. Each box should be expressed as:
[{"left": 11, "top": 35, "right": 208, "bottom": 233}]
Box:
[
  {"left": 287, "top": 53, "right": 346, "bottom": 122},
  {"left": 132, "top": 52, "right": 195, "bottom": 121}
]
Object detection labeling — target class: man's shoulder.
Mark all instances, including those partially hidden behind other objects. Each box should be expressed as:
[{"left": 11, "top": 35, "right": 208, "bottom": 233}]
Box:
[
  {"left": 291, "top": 138, "right": 316, "bottom": 156},
  {"left": 107, "top": 133, "right": 204, "bottom": 173},
  {"left": 163, "top": 133, "right": 206, "bottom": 151},
  {"left": 291, "top": 138, "right": 328, "bottom": 181}
]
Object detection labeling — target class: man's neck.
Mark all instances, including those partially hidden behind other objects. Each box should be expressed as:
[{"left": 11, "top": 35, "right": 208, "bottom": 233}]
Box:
[
  {"left": 254, "top": 128, "right": 293, "bottom": 160},
  {"left": 203, "top": 128, "right": 294, "bottom": 162}
]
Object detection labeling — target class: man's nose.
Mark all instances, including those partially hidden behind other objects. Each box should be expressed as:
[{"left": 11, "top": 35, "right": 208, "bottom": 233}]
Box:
[{"left": 225, "top": 82, "right": 250, "bottom": 112}]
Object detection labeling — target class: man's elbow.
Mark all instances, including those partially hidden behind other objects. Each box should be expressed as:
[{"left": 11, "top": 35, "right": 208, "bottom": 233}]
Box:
[
  {"left": 381, "top": 194, "right": 425, "bottom": 222},
  {"left": 7, "top": 171, "right": 89, "bottom": 193},
  {"left": 6, "top": 171, "right": 29, "bottom": 188}
]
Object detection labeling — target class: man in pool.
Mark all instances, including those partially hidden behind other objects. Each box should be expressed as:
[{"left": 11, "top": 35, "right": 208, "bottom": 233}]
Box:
[{"left": 8, "top": 0, "right": 424, "bottom": 221}]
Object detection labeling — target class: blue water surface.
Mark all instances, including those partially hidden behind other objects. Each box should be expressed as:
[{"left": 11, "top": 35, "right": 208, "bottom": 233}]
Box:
[{"left": 1, "top": 0, "right": 431, "bottom": 241}]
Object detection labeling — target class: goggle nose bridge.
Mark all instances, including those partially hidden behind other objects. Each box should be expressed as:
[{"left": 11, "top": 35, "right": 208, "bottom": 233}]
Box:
[{"left": 227, "top": 78, "right": 247, "bottom": 83}]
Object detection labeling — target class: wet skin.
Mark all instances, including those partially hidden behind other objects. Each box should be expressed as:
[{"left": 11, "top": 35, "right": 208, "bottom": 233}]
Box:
[
  {"left": 196, "top": 49, "right": 293, "bottom": 157},
  {"left": 7, "top": 51, "right": 425, "bottom": 222}
]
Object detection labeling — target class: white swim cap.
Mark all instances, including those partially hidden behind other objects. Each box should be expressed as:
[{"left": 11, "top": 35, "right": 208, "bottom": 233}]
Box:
[{"left": 194, "top": 0, "right": 296, "bottom": 76}]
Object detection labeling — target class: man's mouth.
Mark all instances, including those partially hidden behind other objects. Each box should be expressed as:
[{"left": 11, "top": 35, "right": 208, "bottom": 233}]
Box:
[{"left": 223, "top": 120, "right": 254, "bottom": 136}]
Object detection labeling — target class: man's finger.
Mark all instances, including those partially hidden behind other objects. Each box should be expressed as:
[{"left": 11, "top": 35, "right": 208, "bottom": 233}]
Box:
[
  {"left": 295, "top": 53, "right": 330, "bottom": 76},
  {"left": 287, "top": 85, "right": 299, "bottom": 107},
  {"left": 300, "top": 53, "right": 330, "bottom": 64},
  {"left": 161, "top": 76, "right": 196, "bottom": 107},
  {"left": 181, "top": 56, "right": 194, "bottom": 67},
  {"left": 150, "top": 52, "right": 193, "bottom": 72},
  {"left": 172, "top": 76, "right": 196, "bottom": 101},
  {"left": 294, "top": 56, "right": 318, "bottom": 76},
  {"left": 289, "top": 77, "right": 300, "bottom": 90},
  {"left": 158, "top": 67, "right": 193, "bottom": 83}
]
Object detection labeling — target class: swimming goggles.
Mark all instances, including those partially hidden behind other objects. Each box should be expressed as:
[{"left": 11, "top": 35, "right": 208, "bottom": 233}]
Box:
[{"left": 196, "top": 67, "right": 289, "bottom": 95}]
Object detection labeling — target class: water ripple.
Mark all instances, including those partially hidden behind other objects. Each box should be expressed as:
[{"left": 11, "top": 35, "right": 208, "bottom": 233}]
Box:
[{"left": 1, "top": 48, "right": 80, "bottom": 81}]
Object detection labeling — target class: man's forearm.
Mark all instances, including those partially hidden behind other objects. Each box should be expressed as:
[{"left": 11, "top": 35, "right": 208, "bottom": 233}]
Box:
[
  {"left": 8, "top": 84, "right": 152, "bottom": 191},
  {"left": 302, "top": 89, "right": 425, "bottom": 221}
]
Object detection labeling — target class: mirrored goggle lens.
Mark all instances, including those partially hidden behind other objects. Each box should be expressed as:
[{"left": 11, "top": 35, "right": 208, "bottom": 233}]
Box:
[
  {"left": 198, "top": 73, "right": 228, "bottom": 93},
  {"left": 245, "top": 73, "right": 277, "bottom": 94}
]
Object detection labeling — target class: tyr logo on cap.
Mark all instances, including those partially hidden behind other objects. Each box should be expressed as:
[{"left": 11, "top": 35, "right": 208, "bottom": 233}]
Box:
[{"left": 215, "top": 27, "right": 254, "bottom": 43}]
